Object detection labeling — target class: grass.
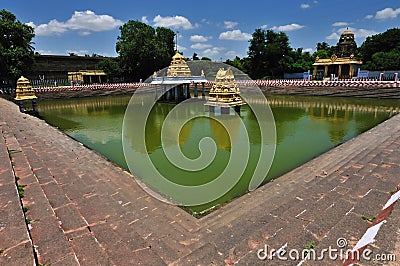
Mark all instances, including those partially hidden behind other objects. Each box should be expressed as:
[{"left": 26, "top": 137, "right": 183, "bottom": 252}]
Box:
[
  {"left": 17, "top": 184, "right": 26, "bottom": 198},
  {"left": 361, "top": 215, "right": 376, "bottom": 223},
  {"left": 305, "top": 240, "right": 315, "bottom": 250}
]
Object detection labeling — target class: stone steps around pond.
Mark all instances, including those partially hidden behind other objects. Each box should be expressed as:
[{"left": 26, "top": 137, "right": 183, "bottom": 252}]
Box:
[
  {"left": 0, "top": 99, "right": 204, "bottom": 265},
  {"left": 0, "top": 123, "right": 36, "bottom": 266},
  {"left": 173, "top": 115, "right": 400, "bottom": 265},
  {"left": 265, "top": 86, "right": 400, "bottom": 99}
]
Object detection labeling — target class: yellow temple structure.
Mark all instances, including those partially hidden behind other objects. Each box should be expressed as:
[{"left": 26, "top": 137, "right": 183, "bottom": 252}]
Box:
[
  {"left": 15, "top": 76, "right": 37, "bottom": 101},
  {"left": 166, "top": 52, "right": 192, "bottom": 77},
  {"left": 68, "top": 70, "right": 106, "bottom": 84},
  {"left": 151, "top": 51, "right": 207, "bottom": 102},
  {"left": 205, "top": 68, "right": 245, "bottom": 114},
  {"left": 14, "top": 76, "right": 38, "bottom": 114},
  {"left": 313, "top": 28, "right": 363, "bottom": 79}
]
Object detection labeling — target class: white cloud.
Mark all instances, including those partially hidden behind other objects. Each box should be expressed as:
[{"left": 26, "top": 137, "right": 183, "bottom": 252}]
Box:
[
  {"left": 326, "top": 32, "right": 340, "bottom": 40},
  {"left": 201, "top": 47, "right": 225, "bottom": 58},
  {"left": 29, "top": 10, "right": 123, "bottom": 36},
  {"left": 375, "top": 7, "right": 400, "bottom": 20},
  {"left": 66, "top": 11, "right": 123, "bottom": 31},
  {"left": 304, "top": 48, "right": 314, "bottom": 53},
  {"left": 326, "top": 27, "right": 378, "bottom": 40},
  {"left": 350, "top": 28, "right": 378, "bottom": 38},
  {"left": 30, "top": 20, "right": 67, "bottom": 36},
  {"left": 141, "top": 16, "right": 149, "bottom": 24},
  {"left": 225, "top": 50, "right": 237, "bottom": 58},
  {"left": 66, "top": 49, "right": 89, "bottom": 56},
  {"left": 153, "top": 15, "right": 195, "bottom": 30},
  {"left": 190, "top": 43, "right": 212, "bottom": 50},
  {"left": 261, "top": 24, "right": 268, "bottom": 29},
  {"left": 300, "top": 4, "right": 310, "bottom": 9},
  {"left": 177, "top": 45, "right": 186, "bottom": 51},
  {"left": 219, "top": 29, "right": 251, "bottom": 41},
  {"left": 365, "top": 14, "right": 374, "bottom": 19},
  {"left": 332, "top": 22, "right": 348, "bottom": 27},
  {"left": 190, "top": 35, "right": 211, "bottom": 42},
  {"left": 272, "top": 23, "right": 305, "bottom": 32},
  {"left": 224, "top": 21, "right": 238, "bottom": 29}
]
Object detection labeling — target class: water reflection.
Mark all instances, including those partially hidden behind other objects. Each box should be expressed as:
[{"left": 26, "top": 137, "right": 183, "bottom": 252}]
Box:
[{"left": 38, "top": 94, "right": 400, "bottom": 212}]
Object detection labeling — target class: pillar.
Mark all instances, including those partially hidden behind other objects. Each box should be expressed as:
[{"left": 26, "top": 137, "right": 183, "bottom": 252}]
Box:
[
  {"left": 174, "top": 86, "right": 178, "bottom": 102},
  {"left": 338, "top": 65, "right": 342, "bottom": 79},
  {"left": 186, "top": 84, "right": 190, "bottom": 99},
  {"left": 202, "top": 82, "right": 205, "bottom": 98},
  {"left": 349, "top": 64, "right": 353, "bottom": 78},
  {"left": 324, "top": 65, "right": 328, "bottom": 78},
  {"left": 313, "top": 66, "right": 317, "bottom": 79},
  {"left": 167, "top": 87, "right": 171, "bottom": 101},
  {"left": 194, "top": 83, "right": 198, "bottom": 98}
]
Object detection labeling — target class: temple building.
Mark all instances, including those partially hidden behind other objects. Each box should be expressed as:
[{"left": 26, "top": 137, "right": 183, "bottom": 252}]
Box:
[
  {"left": 205, "top": 68, "right": 245, "bottom": 114},
  {"left": 151, "top": 51, "right": 207, "bottom": 102},
  {"left": 313, "top": 28, "right": 362, "bottom": 79}
]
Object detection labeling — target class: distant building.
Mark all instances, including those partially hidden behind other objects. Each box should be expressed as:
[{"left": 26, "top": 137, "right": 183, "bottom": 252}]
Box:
[
  {"left": 313, "top": 28, "right": 362, "bottom": 79},
  {"left": 25, "top": 55, "right": 108, "bottom": 80},
  {"left": 68, "top": 70, "right": 106, "bottom": 84}
]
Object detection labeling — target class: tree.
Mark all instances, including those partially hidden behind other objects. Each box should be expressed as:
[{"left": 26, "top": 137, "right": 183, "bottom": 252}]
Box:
[
  {"left": 96, "top": 58, "right": 122, "bottom": 82},
  {"left": 286, "top": 48, "right": 313, "bottom": 73},
  {"left": 0, "top": 9, "right": 35, "bottom": 83},
  {"left": 247, "top": 28, "right": 267, "bottom": 79},
  {"left": 192, "top": 52, "right": 200, "bottom": 60},
  {"left": 247, "top": 29, "right": 292, "bottom": 79},
  {"left": 200, "top": 56, "right": 211, "bottom": 61},
  {"left": 116, "top": 20, "right": 175, "bottom": 81},
  {"left": 359, "top": 28, "right": 400, "bottom": 70},
  {"left": 225, "top": 56, "right": 246, "bottom": 72}
]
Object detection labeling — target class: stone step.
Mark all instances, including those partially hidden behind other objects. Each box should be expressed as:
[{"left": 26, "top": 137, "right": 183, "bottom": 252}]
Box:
[{"left": 0, "top": 124, "right": 36, "bottom": 266}]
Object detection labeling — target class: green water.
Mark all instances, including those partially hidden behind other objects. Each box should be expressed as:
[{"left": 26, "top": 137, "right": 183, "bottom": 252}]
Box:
[{"left": 38, "top": 94, "right": 400, "bottom": 214}]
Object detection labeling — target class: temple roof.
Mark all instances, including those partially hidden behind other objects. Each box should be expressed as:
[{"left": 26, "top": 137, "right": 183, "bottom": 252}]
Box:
[{"left": 167, "top": 51, "right": 192, "bottom": 77}]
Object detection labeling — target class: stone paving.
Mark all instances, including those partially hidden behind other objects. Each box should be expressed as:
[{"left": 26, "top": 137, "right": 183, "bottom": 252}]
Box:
[{"left": 0, "top": 97, "right": 399, "bottom": 265}]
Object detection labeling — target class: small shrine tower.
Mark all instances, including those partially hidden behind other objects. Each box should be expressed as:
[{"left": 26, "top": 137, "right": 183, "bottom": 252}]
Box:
[
  {"left": 205, "top": 68, "right": 245, "bottom": 114},
  {"left": 151, "top": 52, "right": 207, "bottom": 103}
]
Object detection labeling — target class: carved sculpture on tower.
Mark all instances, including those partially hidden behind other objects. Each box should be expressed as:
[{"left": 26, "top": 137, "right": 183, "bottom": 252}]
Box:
[{"left": 167, "top": 52, "right": 192, "bottom": 77}]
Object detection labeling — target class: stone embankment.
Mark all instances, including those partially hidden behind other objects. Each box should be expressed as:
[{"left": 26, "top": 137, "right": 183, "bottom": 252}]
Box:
[
  {"left": 3, "top": 79, "right": 397, "bottom": 99},
  {"left": 0, "top": 96, "right": 400, "bottom": 265}
]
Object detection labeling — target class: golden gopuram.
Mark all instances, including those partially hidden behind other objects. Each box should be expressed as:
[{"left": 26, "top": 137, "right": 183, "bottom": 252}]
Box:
[
  {"left": 151, "top": 51, "right": 207, "bottom": 103},
  {"left": 15, "top": 76, "right": 38, "bottom": 114},
  {"left": 15, "top": 76, "right": 37, "bottom": 101},
  {"left": 313, "top": 28, "right": 363, "bottom": 79},
  {"left": 205, "top": 67, "right": 246, "bottom": 114}
]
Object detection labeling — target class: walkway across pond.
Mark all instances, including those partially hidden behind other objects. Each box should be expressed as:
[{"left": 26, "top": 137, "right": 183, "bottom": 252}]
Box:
[{"left": 0, "top": 97, "right": 399, "bottom": 265}]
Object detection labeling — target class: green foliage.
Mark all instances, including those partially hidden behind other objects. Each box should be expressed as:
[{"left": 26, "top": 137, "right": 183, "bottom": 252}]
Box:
[
  {"left": 96, "top": 57, "right": 122, "bottom": 82},
  {"left": 286, "top": 48, "right": 313, "bottom": 73},
  {"left": 305, "top": 240, "right": 315, "bottom": 250},
  {"left": 192, "top": 52, "right": 200, "bottom": 60},
  {"left": 225, "top": 56, "right": 246, "bottom": 72},
  {"left": 247, "top": 29, "right": 292, "bottom": 79},
  {"left": 116, "top": 20, "right": 175, "bottom": 81},
  {"left": 17, "top": 184, "right": 25, "bottom": 198},
  {"left": 361, "top": 215, "right": 376, "bottom": 222},
  {"left": 200, "top": 56, "right": 211, "bottom": 61},
  {"left": 0, "top": 9, "right": 35, "bottom": 81},
  {"left": 359, "top": 28, "right": 400, "bottom": 70}
]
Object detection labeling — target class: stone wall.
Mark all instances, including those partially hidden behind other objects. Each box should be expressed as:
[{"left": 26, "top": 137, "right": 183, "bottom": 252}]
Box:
[{"left": 25, "top": 55, "right": 109, "bottom": 80}]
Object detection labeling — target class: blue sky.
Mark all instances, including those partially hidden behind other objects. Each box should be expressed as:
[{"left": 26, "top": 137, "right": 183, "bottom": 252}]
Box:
[{"left": 3, "top": 0, "right": 400, "bottom": 60}]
